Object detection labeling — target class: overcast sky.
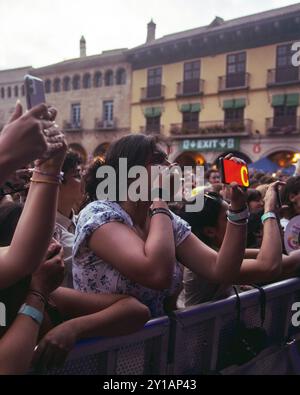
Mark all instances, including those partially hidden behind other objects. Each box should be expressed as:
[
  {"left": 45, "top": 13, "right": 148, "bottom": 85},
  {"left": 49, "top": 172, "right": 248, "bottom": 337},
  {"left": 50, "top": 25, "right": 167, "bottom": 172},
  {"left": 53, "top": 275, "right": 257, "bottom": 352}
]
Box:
[{"left": 0, "top": 0, "right": 298, "bottom": 70}]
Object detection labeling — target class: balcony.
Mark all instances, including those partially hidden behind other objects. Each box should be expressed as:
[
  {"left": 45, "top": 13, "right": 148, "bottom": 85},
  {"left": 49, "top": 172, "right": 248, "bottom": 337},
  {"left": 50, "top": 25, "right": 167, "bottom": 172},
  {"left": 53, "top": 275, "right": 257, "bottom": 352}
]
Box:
[
  {"left": 140, "top": 125, "right": 164, "bottom": 135},
  {"left": 170, "top": 119, "right": 252, "bottom": 138},
  {"left": 176, "top": 79, "right": 204, "bottom": 97},
  {"left": 267, "top": 67, "right": 300, "bottom": 87},
  {"left": 63, "top": 120, "right": 83, "bottom": 131},
  {"left": 141, "top": 85, "right": 165, "bottom": 101},
  {"left": 95, "top": 118, "right": 117, "bottom": 131},
  {"left": 266, "top": 117, "right": 300, "bottom": 136},
  {"left": 218, "top": 73, "right": 250, "bottom": 92}
]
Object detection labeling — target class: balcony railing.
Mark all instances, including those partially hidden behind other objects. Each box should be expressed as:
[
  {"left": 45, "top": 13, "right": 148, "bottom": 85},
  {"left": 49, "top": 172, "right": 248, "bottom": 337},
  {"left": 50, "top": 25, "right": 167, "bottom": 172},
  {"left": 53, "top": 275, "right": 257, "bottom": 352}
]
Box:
[
  {"left": 266, "top": 117, "right": 300, "bottom": 135},
  {"left": 176, "top": 79, "right": 204, "bottom": 97},
  {"left": 267, "top": 67, "right": 300, "bottom": 86},
  {"left": 218, "top": 73, "right": 250, "bottom": 91},
  {"left": 141, "top": 85, "right": 165, "bottom": 101},
  {"left": 140, "top": 125, "right": 164, "bottom": 135},
  {"left": 170, "top": 119, "right": 252, "bottom": 137},
  {"left": 63, "top": 120, "right": 83, "bottom": 131},
  {"left": 95, "top": 118, "right": 117, "bottom": 130}
]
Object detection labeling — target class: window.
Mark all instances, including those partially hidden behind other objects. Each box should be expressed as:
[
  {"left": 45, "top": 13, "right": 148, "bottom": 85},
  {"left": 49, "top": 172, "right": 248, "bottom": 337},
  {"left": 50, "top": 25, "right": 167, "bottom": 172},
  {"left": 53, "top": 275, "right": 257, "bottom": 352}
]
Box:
[
  {"left": 182, "top": 112, "right": 199, "bottom": 131},
  {"left": 147, "top": 67, "right": 162, "bottom": 98},
  {"left": 53, "top": 78, "right": 61, "bottom": 93},
  {"left": 183, "top": 61, "right": 201, "bottom": 94},
  {"left": 116, "top": 68, "right": 126, "bottom": 85},
  {"left": 21, "top": 85, "right": 25, "bottom": 96},
  {"left": 226, "top": 52, "right": 246, "bottom": 88},
  {"left": 14, "top": 86, "right": 19, "bottom": 97},
  {"left": 274, "top": 105, "right": 297, "bottom": 128},
  {"left": 7, "top": 87, "right": 11, "bottom": 98},
  {"left": 105, "top": 70, "right": 114, "bottom": 86},
  {"left": 1, "top": 87, "right": 5, "bottom": 99},
  {"left": 146, "top": 116, "right": 160, "bottom": 133},
  {"left": 83, "top": 73, "right": 91, "bottom": 89},
  {"left": 63, "top": 76, "right": 71, "bottom": 91},
  {"left": 103, "top": 101, "right": 114, "bottom": 124},
  {"left": 72, "top": 75, "right": 81, "bottom": 90},
  {"left": 224, "top": 108, "right": 244, "bottom": 126},
  {"left": 45, "top": 79, "right": 51, "bottom": 94},
  {"left": 276, "top": 43, "right": 299, "bottom": 82},
  {"left": 94, "top": 71, "right": 102, "bottom": 87},
  {"left": 71, "top": 104, "right": 81, "bottom": 127}
]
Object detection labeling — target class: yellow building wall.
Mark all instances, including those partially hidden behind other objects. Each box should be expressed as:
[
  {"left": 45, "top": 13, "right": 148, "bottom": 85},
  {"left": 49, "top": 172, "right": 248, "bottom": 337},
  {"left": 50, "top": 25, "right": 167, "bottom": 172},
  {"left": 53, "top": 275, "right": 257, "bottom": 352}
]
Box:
[{"left": 131, "top": 42, "right": 300, "bottom": 136}]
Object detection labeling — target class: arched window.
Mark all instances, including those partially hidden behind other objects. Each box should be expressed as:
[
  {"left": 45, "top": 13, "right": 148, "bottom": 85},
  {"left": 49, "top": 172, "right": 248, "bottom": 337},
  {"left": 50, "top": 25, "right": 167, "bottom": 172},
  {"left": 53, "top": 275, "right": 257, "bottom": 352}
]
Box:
[
  {"left": 116, "top": 68, "right": 126, "bottom": 85},
  {"left": 1, "top": 87, "right": 5, "bottom": 99},
  {"left": 63, "top": 76, "right": 70, "bottom": 91},
  {"left": 83, "top": 73, "right": 91, "bottom": 89},
  {"left": 72, "top": 75, "right": 81, "bottom": 90},
  {"left": 94, "top": 71, "right": 102, "bottom": 87},
  {"left": 53, "top": 78, "right": 61, "bottom": 93},
  {"left": 105, "top": 70, "right": 114, "bottom": 86},
  {"left": 7, "top": 87, "right": 11, "bottom": 98},
  {"left": 45, "top": 79, "right": 51, "bottom": 94},
  {"left": 21, "top": 85, "right": 25, "bottom": 96},
  {"left": 14, "top": 86, "right": 19, "bottom": 97}
]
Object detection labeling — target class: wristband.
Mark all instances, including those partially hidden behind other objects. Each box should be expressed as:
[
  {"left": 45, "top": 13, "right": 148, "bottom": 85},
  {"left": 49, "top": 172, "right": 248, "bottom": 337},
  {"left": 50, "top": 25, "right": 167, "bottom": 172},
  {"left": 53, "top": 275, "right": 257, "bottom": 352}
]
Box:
[
  {"left": 261, "top": 212, "right": 277, "bottom": 224},
  {"left": 227, "top": 207, "right": 250, "bottom": 222},
  {"left": 18, "top": 304, "right": 44, "bottom": 325},
  {"left": 227, "top": 218, "right": 248, "bottom": 226},
  {"left": 150, "top": 208, "right": 173, "bottom": 221}
]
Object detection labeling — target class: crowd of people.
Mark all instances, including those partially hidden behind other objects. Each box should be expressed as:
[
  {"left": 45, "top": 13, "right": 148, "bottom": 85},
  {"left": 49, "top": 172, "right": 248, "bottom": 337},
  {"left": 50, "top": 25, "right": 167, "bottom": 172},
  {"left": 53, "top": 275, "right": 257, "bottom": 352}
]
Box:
[{"left": 1, "top": 102, "right": 300, "bottom": 375}]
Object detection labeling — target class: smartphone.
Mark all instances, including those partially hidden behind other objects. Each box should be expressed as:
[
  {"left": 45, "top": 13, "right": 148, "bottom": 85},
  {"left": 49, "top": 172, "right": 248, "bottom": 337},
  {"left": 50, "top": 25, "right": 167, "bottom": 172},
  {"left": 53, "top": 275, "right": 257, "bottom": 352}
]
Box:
[
  {"left": 219, "top": 158, "right": 250, "bottom": 188},
  {"left": 276, "top": 186, "right": 282, "bottom": 208},
  {"left": 24, "top": 74, "right": 46, "bottom": 110}
]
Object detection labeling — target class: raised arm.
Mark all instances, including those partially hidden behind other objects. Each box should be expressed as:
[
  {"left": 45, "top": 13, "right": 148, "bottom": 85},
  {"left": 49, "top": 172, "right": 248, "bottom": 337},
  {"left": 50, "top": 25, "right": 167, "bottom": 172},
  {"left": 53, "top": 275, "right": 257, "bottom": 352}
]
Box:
[
  {"left": 177, "top": 183, "right": 248, "bottom": 283},
  {"left": 0, "top": 105, "right": 66, "bottom": 288},
  {"left": 89, "top": 200, "right": 176, "bottom": 290},
  {"left": 234, "top": 182, "right": 284, "bottom": 284}
]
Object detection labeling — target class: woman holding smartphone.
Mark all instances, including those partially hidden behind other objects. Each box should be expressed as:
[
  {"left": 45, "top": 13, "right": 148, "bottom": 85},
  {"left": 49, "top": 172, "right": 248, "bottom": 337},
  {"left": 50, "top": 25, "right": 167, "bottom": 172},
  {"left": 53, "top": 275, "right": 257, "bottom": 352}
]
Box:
[{"left": 74, "top": 134, "right": 249, "bottom": 317}]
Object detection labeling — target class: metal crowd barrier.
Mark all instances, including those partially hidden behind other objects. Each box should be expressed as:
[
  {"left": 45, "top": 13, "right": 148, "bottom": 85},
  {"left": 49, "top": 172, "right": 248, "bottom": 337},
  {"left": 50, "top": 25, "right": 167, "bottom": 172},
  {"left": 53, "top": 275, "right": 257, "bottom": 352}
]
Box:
[{"left": 33, "top": 278, "right": 300, "bottom": 375}]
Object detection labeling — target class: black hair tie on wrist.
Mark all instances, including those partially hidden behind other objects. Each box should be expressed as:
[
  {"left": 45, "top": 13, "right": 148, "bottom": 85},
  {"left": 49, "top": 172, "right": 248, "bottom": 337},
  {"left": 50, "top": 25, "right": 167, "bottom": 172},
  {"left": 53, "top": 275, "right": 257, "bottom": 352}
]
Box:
[{"left": 150, "top": 207, "right": 173, "bottom": 221}]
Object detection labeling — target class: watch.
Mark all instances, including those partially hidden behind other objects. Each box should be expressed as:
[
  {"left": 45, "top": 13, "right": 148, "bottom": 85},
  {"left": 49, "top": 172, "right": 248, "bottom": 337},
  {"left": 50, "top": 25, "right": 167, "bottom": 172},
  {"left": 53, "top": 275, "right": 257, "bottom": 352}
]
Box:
[{"left": 18, "top": 304, "right": 44, "bottom": 325}]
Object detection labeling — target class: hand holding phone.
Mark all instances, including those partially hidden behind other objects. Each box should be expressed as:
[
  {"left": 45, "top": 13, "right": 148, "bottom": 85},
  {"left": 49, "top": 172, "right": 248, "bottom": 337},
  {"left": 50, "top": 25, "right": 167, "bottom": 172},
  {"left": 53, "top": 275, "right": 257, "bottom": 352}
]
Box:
[{"left": 219, "top": 157, "right": 250, "bottom": 188}]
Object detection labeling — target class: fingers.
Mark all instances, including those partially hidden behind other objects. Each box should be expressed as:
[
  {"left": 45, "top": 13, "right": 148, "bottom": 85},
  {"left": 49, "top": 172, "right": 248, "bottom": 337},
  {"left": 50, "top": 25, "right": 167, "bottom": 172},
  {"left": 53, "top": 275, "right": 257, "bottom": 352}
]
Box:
[
  {"left": 8, "top": 102, "right": 23, "bottom": 123},
  {"left": 47, "top": 107, "right": 57, "bottom": 122},
  {"left": 26, "top": 103, "right": 48, "bottom": 119}
]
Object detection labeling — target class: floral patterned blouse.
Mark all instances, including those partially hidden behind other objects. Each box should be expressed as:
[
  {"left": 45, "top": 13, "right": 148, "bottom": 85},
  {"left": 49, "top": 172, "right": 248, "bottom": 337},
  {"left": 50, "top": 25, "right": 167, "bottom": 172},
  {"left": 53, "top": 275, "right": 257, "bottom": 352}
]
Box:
[{"left": 73, "top": 201, "right": 191, "bottom": 317}]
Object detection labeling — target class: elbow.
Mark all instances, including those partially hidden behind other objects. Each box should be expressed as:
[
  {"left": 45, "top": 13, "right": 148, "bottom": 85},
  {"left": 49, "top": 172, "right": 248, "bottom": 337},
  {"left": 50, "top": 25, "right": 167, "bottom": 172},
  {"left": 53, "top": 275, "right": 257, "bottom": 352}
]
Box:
[
  {"left": 148, "top": 271, "right": 173, "bottom": 290},
  {"left": 258, "top": 256, "right": 283, "bottom": 281}
]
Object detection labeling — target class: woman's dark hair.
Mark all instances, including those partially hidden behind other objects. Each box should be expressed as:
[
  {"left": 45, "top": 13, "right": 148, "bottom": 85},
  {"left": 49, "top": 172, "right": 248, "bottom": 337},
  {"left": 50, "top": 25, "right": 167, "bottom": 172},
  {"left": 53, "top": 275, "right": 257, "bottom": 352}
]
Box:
[
  {"left": 0, "top": 202, "right": 23, "bottom": 246},
  {"left": 247, "top": 189, "right": 262, "bottom": 204},
  {"left": 247, "top": 210, "right": 264, "bottom": 248},
  {"left": 180, "top": 192, "right": 224, "bottom": 247},
  {"left": 62, "top": 150, "right": 82, "bottom": 183},
  {"left": 281, "top": 176, "right": 300, "bottom": 218},
  {"left": 83, "top": 134, "right": 164, "bottom": 205}
]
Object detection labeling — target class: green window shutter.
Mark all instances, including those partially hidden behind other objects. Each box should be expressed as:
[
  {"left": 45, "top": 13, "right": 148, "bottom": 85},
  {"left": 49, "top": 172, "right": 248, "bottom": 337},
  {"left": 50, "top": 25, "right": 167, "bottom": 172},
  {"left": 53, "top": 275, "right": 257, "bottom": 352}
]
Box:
[
  {"left": 190, "top": 103, "right": 201, "bottom": 113},
  {"left": 180, "top": 103, "right": 191, "bottom": 113},
  {"left": 286, "top": 93, "right": 299, "bottom": 107},
  {"left": 153, "top": 107, "right": 162, "bottom": 117},
  {"left": 234, "top": 98, "right": 246, "bottom": 109},
  {"left": 272, "top": 95, "right": 285, "bottom": 107},
  {"left": 144, "top": 107, "right": 154, "bottom": 118},
  {"left": 223, "top": 99, "right": 235, "bottom": 109}
]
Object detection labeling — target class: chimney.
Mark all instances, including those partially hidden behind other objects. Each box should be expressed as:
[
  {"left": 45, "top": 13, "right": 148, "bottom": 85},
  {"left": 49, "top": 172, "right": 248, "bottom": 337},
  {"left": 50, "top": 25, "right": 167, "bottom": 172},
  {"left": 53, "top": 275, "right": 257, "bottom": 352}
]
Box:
[
  {"left": 80, "top": 35, "right": 86, "bottom": 57},
  {"left": 146, "top": 19, "right": 156, "bottom": 43}
]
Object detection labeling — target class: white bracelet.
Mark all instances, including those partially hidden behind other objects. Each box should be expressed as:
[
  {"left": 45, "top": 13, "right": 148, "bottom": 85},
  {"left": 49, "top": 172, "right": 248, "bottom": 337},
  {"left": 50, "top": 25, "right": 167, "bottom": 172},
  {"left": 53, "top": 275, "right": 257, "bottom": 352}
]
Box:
[{"left": 227, "top": 218, "right": 248, "bottom": 226}]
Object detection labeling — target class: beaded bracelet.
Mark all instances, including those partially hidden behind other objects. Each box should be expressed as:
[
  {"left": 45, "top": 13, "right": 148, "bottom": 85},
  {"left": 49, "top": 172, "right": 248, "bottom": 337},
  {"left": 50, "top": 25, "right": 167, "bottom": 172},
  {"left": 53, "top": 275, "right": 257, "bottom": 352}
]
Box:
[
  {"left": 227, "top": 217, "right": 248, "bottom": 226},
  {"left": 33, "top": 169, "right": 64, "bottom": 183},
  {"left": 150, "top": 207, "right": 173, "bottom": 221}
]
